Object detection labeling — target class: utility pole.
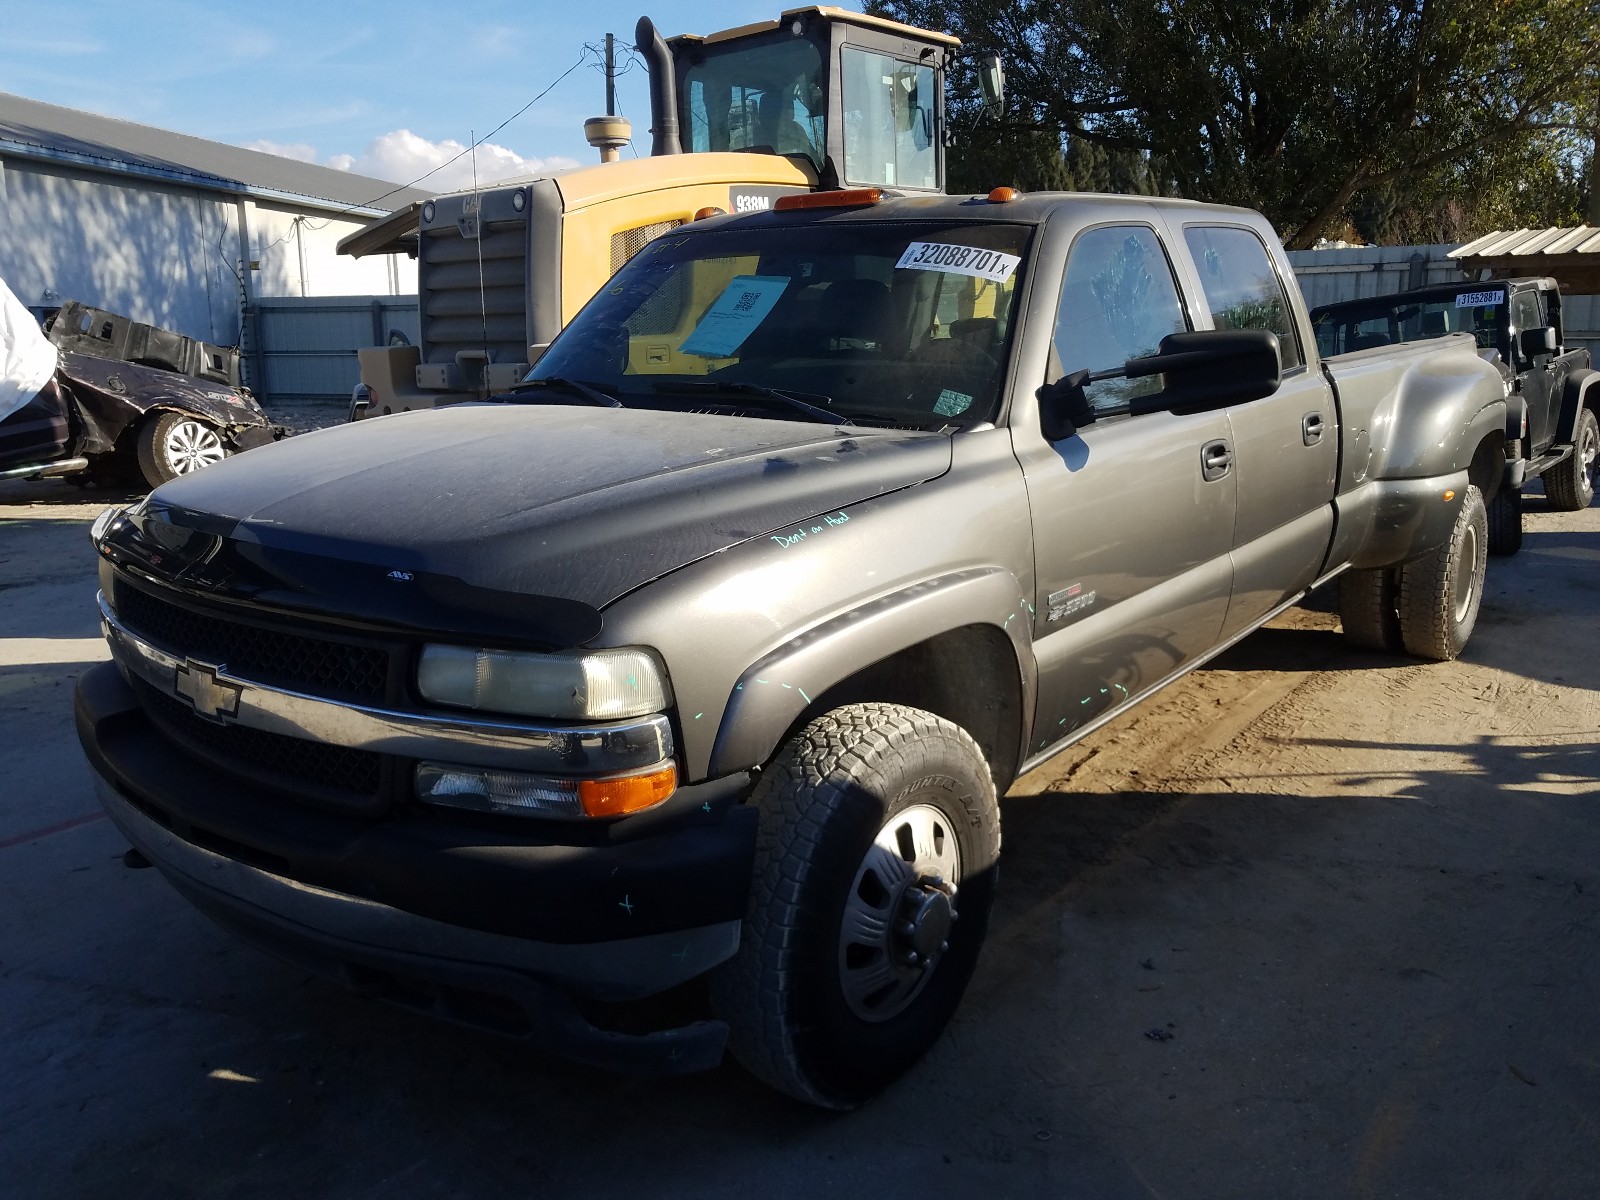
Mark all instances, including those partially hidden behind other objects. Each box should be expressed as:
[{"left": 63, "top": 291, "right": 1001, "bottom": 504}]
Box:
[
  {"left": 606, "top": 32, "right": 616, "bottom": 118},
  {"left": 1589, "top": 84, "right": 1599, "bottom": 226},
  {"left": 584, "top": 32, "right": 631, "bottom": 162}
]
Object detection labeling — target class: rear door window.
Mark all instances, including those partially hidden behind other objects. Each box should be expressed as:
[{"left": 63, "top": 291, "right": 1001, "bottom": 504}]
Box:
[{"left": 1183, "top": 226, "right": 1304, "bottom": 370}]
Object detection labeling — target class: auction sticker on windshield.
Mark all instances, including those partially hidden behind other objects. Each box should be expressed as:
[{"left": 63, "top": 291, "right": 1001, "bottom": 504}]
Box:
[
  {"left": 895, "top": 242, "right": 1020, "bottom": 283},
  {"left": 681, "top": 275, "right": 790, "bottom": 358},
  {"left": 1456, "top": 290, "right": 1505, "bottom": 308}
]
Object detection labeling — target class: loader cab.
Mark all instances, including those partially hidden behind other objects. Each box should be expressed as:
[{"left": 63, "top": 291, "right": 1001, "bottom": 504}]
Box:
[{"left": 666, "top": 7, "right": 959, "bottom": 193}]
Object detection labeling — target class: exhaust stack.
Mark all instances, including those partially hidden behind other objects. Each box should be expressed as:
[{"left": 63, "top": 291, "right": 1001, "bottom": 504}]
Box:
[{"left": 634, "top": 16, "right": 682, "bottom": 156}]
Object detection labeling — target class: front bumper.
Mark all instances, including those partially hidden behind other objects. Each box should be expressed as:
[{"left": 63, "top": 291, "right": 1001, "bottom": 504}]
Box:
[
  {"left": 76, "top": 662, "right": 757, "bottom": 1073},
  {"left": 228, "top": 423, "right": 279, "bottom": 451}
]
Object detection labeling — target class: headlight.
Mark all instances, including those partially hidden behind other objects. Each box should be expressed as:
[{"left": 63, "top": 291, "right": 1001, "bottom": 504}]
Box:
[{"left": 416, "top": 644, "right": 671, "bottom": 719}]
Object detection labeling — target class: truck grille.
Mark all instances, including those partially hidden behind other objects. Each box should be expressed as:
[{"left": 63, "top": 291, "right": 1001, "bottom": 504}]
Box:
[
  {"left": 133, "top": 677, "right": 385, "bottom": 802},
  {"left": 113, "top": 579, "right": 392, "bottom": 704}
]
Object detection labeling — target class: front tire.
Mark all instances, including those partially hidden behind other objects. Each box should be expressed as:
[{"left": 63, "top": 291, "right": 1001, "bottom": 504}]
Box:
[
  {"left": 711, "top": 703, "right": 1001, "bottom": 1108},
  {"left": 137, "top": 412, "right": 228, "bottom": 488},
  {"left": 1546, "top": 407, "right": 1598, "bottom": 511},
  {"left": 1397, "top": 484, "right": 1487, "bottom": 661}
]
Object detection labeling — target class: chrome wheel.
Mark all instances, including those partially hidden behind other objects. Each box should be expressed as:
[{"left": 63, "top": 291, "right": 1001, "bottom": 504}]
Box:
[
  {"left": 838, "top": 801, "right": 963, "bottom": 1022},
  {"left": 1451, "top": 520, "right": 1478, "bottom": 624},
  {"left": 163, "top": 419, "right": 226, "bottom": 474},
  {"left": 1581, "top": 421, "right": 1598, "bottom": 491}
]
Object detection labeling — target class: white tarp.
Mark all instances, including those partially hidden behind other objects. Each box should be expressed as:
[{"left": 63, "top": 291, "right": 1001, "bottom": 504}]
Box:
[{"left": 0, "top": 276, "right": 59, "bottom": 424}]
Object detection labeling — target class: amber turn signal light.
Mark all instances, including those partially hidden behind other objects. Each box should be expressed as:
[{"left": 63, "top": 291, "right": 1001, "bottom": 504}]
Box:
[
  {"left": 774, "top": 188, "right": 883, "bottom": 211},
  {"left": 580, "top": 763, "right": 679, "bottom": 817},
  {"left": 693, "top": 206, "right": 726, "bottom": 221},
  {"left": 987, "top": 186, "right": 1020, "bottom": 203}
]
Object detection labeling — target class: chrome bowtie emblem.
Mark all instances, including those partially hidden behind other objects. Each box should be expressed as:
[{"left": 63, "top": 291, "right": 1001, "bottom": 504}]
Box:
[{"left": 174, "top": 660, "right": 242, "bottom": 722}]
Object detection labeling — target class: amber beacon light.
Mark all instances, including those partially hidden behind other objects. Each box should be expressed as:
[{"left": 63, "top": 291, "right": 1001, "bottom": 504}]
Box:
[{"left": 774, "top": 188, "right": 884, "bottom": 211}]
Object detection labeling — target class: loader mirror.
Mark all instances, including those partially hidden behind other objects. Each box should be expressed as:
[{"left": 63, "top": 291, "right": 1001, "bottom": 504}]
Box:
[{"left": 977, "top": 53, "right": 1005, "bottom": 117}]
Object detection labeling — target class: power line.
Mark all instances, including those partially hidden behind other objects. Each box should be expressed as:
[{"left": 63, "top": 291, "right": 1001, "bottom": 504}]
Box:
[{"left": 300, "top": 47, "right": 593, "bottom": 227}]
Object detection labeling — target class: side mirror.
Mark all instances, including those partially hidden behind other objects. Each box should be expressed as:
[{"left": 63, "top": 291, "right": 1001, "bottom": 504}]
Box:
[
  {"left": 1037, "top": 329, "right": 1282, "bottom": 442},
  {"left": 1518, "top": 325, "right": 1556, "bottom": 359},
  {"left": 1126, "top": 329, "right": 1282, "bottom": 412},
  {"left": 977, "top": 53, "right": 1005, "bottom": 118}
]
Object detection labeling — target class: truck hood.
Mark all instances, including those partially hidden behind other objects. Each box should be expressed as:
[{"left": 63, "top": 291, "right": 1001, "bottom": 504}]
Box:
[{"left": 125, "top": 405, "right": 950, "bottom": 646}]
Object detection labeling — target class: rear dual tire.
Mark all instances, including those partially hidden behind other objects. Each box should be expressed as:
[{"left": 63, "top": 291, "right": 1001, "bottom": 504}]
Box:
[
  {"left": 1486, "top": 485, "right": 1523, "bottom": 556},
  {"left": 1339, "top": 484, "right": 1487, "bottom": 662}
]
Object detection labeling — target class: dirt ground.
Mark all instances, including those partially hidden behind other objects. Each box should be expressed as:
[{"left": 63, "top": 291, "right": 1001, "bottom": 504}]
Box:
[{"left": 1, "top": 475, "right": 1596, "bottom": 1199}]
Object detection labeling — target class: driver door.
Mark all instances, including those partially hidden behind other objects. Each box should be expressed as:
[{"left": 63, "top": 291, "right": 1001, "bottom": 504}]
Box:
[{"left": 1020, "top": 222, "right": 1236, "bottom": 756}]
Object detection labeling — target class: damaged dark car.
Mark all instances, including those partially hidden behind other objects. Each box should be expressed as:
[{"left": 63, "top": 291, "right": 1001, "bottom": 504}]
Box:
[{"left": 0, "top": 281, "right": 277, "bottom": 490}]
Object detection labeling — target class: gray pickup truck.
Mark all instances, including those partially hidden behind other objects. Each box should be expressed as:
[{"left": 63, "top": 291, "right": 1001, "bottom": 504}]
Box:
[
  {"left": 1312, "top": 277, "right": 1597, "bottom": 553},
  {"left": 77, "top": 190, "right": 1506, "bottom": 1108}
]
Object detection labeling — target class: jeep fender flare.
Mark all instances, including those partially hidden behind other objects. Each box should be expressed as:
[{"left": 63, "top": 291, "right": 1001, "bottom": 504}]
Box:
[
  {"left": 707, "top": 567, "right": 1035, "bottom": 778},
  {"left": 1557, "top": 368, "right": 1598, "bottom": 446}
]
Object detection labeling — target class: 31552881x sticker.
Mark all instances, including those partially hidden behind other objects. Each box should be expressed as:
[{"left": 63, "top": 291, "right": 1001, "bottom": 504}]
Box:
[
  {"left": 1455, "top": 290, "right": 1505, "bottom": 308},
  {"left": 894, "top": 242, "right": 1020, "bottom": 283}
]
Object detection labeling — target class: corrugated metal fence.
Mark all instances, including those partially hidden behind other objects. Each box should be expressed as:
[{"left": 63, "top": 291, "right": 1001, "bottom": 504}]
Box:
[
  {"left": 248, "top": 296, "right": 419, "bottom": 404},
  {"left": 247, "top": 253, "right": 1599, "bottom": 408},
  {"left": 1285, "top": 244, "right": 1600, "bottom": 361}
]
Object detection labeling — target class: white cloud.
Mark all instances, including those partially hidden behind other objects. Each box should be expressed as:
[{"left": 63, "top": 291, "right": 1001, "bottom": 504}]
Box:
[
  {"left": 243, "top": 139, "right": 321, "bottom": 164},
  {"left": 329, "top": 130, "right": 580, "bottom": 191}
]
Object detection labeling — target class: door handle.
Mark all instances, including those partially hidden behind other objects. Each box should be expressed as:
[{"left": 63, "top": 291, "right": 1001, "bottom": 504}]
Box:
[
  {"left": 1201, "top": 439, "right": 1232, "bottom": 482},
  {"left": 1303, "top": 413, "right": 1325, "bottom": 445}
]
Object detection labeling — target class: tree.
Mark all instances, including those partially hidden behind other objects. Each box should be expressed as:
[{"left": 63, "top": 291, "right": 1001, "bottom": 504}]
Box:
[{"left": 870, "top": 0, "right": 1599, "bottom": 245}]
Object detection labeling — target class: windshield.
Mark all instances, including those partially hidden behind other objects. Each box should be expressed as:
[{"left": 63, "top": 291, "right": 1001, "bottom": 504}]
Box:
[
  {"left": 683, "top": 38, "right": 826, "bottom": 170},
  {"left": 528, "top": 220, "right": 1032, "bottom": 430},
  {"left": 1312, "top": 288, "right": 1508, "bottom": 358}
]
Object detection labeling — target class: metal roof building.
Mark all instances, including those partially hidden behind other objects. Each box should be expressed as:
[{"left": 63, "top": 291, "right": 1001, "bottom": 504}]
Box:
[
  {"left": 1451, "top": 227, "right": 1600, "bottom": 293},
  {"left": 0, "top": 91, "right": 428, "bottom": 352}
]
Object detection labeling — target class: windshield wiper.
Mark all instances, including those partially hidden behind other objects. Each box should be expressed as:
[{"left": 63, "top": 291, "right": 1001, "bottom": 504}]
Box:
[
  {"left": 511, "top": 377, "right": 624, "bottom": 408},
  {"left": 648, "top": 380, "right": 850, "bottom": 426}
]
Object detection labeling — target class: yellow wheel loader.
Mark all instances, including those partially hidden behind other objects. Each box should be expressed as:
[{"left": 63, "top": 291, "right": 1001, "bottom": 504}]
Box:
[{"left": 339, "top": 6, "right": 998, "bottom": 418}]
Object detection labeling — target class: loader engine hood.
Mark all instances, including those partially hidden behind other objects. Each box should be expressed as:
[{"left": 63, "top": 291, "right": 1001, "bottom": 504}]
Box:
[{"left": 109, "top": 405, "right": 950, "bottom": 648}]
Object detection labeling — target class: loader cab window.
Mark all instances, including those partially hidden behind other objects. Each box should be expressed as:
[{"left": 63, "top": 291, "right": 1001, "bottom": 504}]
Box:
[
  {"left": 841, "top": 48, "right": 937, "bottom": 190},
  {"left": 683, "top": 38, "right": 826, "bottom": 169}
]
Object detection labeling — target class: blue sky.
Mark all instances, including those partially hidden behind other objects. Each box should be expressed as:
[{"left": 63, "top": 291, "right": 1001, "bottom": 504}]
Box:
[{"left": 2, "top": 1, "right": 867, "bottom": 189}]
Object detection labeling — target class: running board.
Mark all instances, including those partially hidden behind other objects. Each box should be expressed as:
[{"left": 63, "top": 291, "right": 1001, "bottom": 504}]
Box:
[
  {"left": 1521, "top": 445, "right": 1572, "bottom": 481},
  {"left": 0, "top": 457, "right": 88, "bottom": 482}
]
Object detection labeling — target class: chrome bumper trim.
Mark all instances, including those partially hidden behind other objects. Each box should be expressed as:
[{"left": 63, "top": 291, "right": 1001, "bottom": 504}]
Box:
[{"left": 98, "top": 590, "right": 674, "bottom": 774}]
